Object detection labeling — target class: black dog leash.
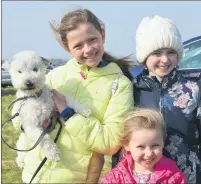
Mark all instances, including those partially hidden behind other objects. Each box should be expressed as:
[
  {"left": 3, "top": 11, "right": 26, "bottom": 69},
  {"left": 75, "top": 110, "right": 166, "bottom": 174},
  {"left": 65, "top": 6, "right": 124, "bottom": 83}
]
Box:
[
  {"left": 29, "top": 118, "right": 62, "bottom": 184},
  {"left": 2, "top": 114, "right": 63, "bottom": 184},
  {"left": 2, "top": 116, "right": 53, "bottom": 151},
  {"left": 2, "top": 93, "right": 63, "bottom": 183},
  {"left": 2, "top": 91, "right": 52, "bottom": 152}
]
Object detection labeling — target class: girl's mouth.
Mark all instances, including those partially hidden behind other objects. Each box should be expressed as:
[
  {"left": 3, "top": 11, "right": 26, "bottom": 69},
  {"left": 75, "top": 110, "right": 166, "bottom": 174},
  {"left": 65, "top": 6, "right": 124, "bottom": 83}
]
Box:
[
  {"left": 158, "top": 65, "right": 170, "bottom": 69},
  {"left": 142, "top": 158, "right": 154, "bottom": 164},
  {"left": 84, "top": 51, "right": 98, "bottom": 60}
]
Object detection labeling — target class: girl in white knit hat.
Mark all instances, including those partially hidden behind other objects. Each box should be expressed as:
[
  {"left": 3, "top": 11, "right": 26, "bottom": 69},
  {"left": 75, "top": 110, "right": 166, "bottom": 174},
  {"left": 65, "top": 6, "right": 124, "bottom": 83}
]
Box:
[
  {"left": 112, "top": 15, "right": 201, "bottom": 183},
  {"left": 128, "top": 15, "right": 201, "bottom": 184}
]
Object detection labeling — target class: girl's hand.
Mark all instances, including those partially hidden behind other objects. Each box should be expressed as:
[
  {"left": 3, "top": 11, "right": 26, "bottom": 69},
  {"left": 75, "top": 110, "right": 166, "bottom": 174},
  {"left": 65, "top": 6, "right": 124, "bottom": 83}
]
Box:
[{"left": 52, "top": 89, "right": 67, "bottom": 113}]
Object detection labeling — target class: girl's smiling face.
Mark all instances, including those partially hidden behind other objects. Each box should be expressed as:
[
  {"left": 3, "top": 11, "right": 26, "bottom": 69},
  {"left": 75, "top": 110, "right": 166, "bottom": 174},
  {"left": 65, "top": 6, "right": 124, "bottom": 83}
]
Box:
[
  {"left": 67, "top": 23, "right": 105, "bottom": 68},
  {"left": 124, "top": 128, "right": 164, "bottom": 173},
  {"left": 146, "top": 48, "right": 178, "bottom": 81}
]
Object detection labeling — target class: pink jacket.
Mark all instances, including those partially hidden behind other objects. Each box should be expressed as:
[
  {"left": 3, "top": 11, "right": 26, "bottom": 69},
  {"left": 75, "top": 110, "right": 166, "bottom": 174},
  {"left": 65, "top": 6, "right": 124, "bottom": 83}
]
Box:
[{"left": 101, "top": 152, "right": 186, "bottom": 184}]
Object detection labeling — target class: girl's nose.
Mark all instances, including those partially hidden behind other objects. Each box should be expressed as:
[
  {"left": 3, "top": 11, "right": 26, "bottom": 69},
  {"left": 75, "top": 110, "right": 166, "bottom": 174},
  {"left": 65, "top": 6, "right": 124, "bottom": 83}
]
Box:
[
  {"left": 160, "top": 55, "right": 169, "bottom": 63},
  {"left": 84, "top": 44, "right": 93, "bottom": 55},
  {"left": 145, "top": 148, "right": 153, "bottom": 157}
]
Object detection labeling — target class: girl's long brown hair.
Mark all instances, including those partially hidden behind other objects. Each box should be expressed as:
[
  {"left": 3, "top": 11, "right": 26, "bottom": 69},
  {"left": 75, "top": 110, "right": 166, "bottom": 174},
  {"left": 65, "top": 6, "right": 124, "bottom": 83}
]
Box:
[{"left": 49, "top": 8, "right": 134, "bottom": 79}]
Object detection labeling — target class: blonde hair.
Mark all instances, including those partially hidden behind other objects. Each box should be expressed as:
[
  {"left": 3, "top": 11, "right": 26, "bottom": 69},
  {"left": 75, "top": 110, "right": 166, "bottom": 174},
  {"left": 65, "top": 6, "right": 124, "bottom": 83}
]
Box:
[{"left": 120, "top": 108, "right": 166, "bottom": 145}]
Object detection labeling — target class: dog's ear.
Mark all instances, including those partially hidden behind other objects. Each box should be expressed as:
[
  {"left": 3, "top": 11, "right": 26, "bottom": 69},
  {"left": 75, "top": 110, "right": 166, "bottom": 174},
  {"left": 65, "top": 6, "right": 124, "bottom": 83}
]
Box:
[{"left": 41, "top": 57, "right": 52, "bottom": 66}]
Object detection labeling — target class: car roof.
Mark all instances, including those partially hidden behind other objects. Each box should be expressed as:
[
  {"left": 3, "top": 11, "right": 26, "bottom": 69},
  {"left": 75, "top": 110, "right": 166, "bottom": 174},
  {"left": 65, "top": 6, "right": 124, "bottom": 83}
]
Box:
[{"left": 183, "top": 35, "right": 201, "bottom": 45}]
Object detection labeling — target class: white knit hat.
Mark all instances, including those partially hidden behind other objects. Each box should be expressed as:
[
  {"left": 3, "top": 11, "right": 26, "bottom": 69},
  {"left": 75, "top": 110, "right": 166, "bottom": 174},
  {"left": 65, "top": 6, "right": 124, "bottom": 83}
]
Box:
[{"left": 136, "top": 15, "right": 183, "bottom": 63}]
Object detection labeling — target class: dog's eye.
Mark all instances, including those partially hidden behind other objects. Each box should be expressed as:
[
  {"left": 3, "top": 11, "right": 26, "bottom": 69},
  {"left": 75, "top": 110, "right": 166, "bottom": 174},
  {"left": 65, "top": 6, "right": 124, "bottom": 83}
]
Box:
[
  {"left": 18, "top": 70, "right": 22, "bottom": 73},
  {"left": 33, "top": 68, "right": 38, "bottom": 72}
]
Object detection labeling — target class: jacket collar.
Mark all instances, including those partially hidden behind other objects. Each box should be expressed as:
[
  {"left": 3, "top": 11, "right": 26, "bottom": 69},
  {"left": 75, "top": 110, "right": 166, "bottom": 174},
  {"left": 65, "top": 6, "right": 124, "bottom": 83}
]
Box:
[
  {"left": 134, "top": 67, "right": 178, "bottom": 90},
  {"left": 121, "top": 152, "right": 175, "bottom": 183},
  {"left": 78, "top": 60, "right": 108, "bottom": 68},
  {"left": 73, "top": 58, "right": 122, "bottom": 77}
]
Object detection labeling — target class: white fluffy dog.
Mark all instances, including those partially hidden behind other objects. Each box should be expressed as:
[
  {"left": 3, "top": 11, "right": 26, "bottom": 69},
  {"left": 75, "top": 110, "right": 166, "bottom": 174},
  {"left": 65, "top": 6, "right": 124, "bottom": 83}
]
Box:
[{"left": 9, "top": 50, "right": 91, "bottom": 168}]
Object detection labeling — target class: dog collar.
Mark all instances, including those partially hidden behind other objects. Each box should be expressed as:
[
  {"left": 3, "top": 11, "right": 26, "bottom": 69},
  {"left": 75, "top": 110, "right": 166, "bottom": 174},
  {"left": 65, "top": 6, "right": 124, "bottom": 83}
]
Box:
[
  {"left": 6, "top": 90, "right": 43, "bottom": 111},
  {"left": 34, "top": 89, "right": 43, "bottom": 98}
]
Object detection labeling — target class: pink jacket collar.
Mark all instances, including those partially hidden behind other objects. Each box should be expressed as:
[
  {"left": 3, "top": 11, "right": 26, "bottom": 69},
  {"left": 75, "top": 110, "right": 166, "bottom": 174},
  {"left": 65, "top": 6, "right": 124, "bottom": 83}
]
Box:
[{"left": 121, "top": 151, "right": 178, "bottom": 183}]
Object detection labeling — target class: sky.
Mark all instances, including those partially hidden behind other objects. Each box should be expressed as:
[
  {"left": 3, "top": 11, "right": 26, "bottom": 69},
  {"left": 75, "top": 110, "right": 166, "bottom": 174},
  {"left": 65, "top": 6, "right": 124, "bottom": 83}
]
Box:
[{"left": 2, "top": 1, "right": 201, "bottom": 60}]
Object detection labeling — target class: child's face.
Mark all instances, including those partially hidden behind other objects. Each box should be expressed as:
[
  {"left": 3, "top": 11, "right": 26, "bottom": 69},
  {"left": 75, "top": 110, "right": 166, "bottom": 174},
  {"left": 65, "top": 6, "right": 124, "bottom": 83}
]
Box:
[
  {"left": 124, "top": 128, "right": 164, "bottom": 173},
  {"left": 146, "top": 48, "right": 178, "bottom": 80},
  {"left": 66, "top": 23, "right": 105, "bottom": 68}
]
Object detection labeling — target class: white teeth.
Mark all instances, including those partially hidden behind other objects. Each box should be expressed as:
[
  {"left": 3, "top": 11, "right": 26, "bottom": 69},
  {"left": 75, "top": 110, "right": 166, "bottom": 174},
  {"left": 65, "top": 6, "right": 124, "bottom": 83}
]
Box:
[
  {"left": 159, "top": 65, "right": 169, "bottom": 68},
  {"left": 85, "top": 56, "right": 94, "bottom": 59}
]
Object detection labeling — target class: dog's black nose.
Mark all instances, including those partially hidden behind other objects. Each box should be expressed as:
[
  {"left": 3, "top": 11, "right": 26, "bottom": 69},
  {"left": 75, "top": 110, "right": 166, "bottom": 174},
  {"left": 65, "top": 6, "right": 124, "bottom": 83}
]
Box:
[{"left": 26, "top": 80, "right": 34, "bottom": 88}]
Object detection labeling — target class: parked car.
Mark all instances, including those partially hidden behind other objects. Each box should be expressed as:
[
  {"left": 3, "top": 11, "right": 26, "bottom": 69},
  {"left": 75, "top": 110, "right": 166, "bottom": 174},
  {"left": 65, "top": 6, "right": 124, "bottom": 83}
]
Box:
[
  {"left": 178, "top": 35, "right": 201, "bottom": 69},
  {"left": 2, "top": 69, "right": 12, "bottom": 86},
  {"left": 2, "top": 60, "right": 12, "bottom": 86},
  {"left": 176, "top": 35, "right": 201, "bottom": 81}
]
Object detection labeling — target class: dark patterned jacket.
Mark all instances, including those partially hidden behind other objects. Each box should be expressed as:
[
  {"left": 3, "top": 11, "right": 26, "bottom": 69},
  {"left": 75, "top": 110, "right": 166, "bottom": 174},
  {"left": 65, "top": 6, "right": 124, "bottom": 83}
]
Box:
[{"left": 130, "top": 66, "right": 201, "bottom": 184}]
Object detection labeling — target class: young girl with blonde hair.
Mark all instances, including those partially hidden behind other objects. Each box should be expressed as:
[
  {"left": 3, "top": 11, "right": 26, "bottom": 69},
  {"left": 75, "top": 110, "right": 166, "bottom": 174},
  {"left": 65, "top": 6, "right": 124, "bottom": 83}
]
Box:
[{"left": 101, "top": 108, "right": 186, "bottom": 183}]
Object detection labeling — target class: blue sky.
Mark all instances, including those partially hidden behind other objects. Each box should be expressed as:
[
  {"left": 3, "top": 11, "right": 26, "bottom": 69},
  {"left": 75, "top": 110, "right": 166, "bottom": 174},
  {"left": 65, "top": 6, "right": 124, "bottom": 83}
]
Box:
[{"left": 2, "top": 1, "right": 201, "bottom": 60}]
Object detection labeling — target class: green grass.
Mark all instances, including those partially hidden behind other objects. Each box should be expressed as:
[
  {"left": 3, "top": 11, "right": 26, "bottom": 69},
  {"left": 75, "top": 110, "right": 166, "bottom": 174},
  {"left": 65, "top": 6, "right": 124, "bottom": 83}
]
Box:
[
  {"left": 2, "top": 93, "right": 22, "bottom": 184},
  {"left": 1, "top": 88, "right": 111, "bottom": 183}
]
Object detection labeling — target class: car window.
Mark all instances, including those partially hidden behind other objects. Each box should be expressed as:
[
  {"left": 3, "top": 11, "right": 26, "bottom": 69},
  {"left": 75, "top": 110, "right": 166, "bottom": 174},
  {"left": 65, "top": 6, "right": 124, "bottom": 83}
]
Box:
[{"left": 179, "top": 39, "right": 201, "bottom": 69}]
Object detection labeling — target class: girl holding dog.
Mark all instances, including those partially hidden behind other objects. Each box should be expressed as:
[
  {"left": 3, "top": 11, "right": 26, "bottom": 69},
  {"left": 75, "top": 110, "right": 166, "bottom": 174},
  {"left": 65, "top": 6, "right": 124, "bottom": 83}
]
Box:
[
  {"left": 20, "top": 8, "right": 134, "bottom": 183},
  {"left": 127, "top": 15, "right": 201, "bottom": 183}
]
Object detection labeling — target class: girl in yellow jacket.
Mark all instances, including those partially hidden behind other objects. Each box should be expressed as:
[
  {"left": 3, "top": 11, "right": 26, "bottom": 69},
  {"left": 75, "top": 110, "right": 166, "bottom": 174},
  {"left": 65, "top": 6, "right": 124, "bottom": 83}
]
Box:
[{"left": 20, "top": 8, "right": 134, "bottom": 183}]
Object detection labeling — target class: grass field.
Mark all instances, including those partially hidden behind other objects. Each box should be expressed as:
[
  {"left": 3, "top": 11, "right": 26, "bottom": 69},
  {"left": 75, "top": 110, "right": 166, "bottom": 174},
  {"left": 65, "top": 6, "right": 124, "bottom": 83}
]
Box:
[
  {"left": 1, "top": 87, "right": 111, "bottom": 183},
  {"left": 2, "top": 92, "right": 22, "bottom": 183}
]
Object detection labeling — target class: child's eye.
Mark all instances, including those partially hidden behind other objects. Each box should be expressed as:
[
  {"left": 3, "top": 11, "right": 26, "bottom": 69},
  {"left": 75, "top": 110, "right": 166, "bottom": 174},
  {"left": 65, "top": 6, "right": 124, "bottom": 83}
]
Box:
[
  {"left": 89, "top": 38, "right": 96, "bottom": 43},
  {"left": 33, "top": 68, "right": 38, "bottom": 72},
  {"left": 136, "top": 145, "right": 144, "bottom": 149},
  {"left": 73, "top": 44, "right": 82, "bottom": 50},
  {"left": 168, "top": 50, "right": 177, "bottom": 55},
  {"left": 152, "top": 51, "right": 161, "bottom": 56},
  {"left": 152, "top": 144, "right": 160, "bottom": 147}
]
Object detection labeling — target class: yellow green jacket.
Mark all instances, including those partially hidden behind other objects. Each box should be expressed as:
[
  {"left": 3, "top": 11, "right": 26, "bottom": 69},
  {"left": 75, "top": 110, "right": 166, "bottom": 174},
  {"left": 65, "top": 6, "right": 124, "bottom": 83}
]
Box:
[{"left": 21, "top": 58, "right": 134, "bottom": 183}]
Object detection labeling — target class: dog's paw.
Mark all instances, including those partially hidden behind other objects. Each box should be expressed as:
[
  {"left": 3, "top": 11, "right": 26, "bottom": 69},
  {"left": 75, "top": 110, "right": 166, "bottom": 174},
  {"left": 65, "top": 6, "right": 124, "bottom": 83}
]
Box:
[
  {"left": 16, "top": 157, "right": 24, "bottom": 169},
  {"left": 43, "top": 141, "right": 60, "bottom": 162}
]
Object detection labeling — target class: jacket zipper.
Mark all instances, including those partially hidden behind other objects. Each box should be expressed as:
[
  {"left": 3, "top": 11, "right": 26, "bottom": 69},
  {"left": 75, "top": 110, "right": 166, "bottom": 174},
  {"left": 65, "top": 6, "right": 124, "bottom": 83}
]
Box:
[{"left": 158, "top": 83, "right": 163, "bottom": 114}]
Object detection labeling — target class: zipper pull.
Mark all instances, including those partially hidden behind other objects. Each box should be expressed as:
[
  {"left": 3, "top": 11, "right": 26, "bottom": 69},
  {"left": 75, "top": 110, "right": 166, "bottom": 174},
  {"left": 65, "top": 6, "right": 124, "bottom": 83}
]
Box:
[{"left": 80, "top": 71, "right": 86, "bottom": 80}]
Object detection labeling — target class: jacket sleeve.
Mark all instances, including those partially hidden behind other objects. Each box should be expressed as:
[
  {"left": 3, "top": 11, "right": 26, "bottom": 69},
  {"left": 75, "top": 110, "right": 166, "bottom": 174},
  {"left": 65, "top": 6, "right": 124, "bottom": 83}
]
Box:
[
  {"left": 46, "top": 70, "right": 134, "bottom": 155},
  {"left": 65, "top": 77, "right": 134, "bottom": 155}
]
